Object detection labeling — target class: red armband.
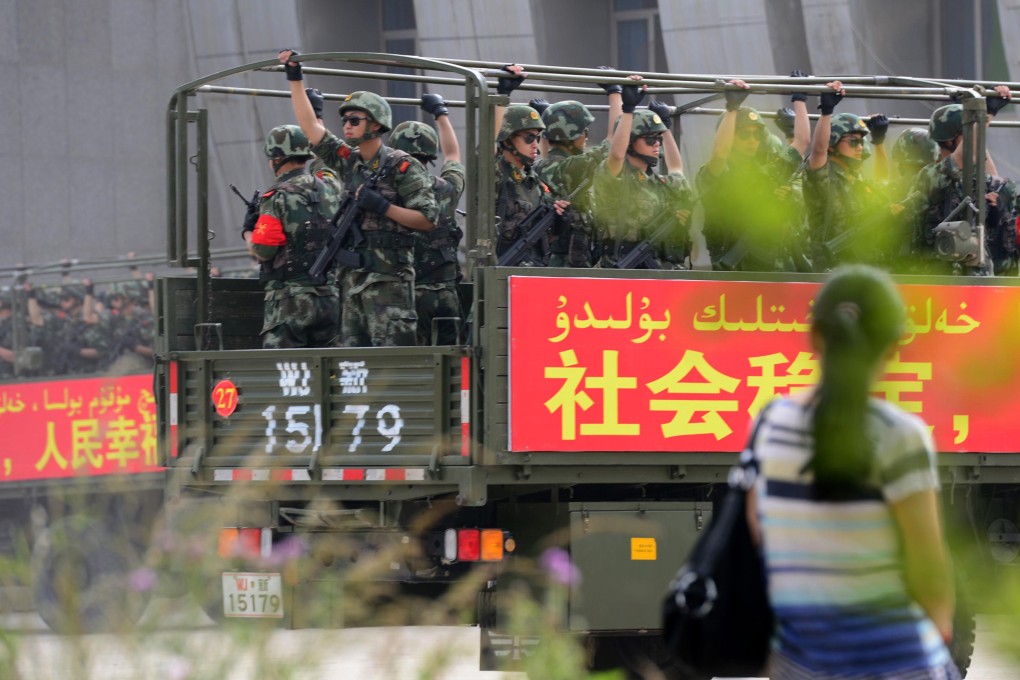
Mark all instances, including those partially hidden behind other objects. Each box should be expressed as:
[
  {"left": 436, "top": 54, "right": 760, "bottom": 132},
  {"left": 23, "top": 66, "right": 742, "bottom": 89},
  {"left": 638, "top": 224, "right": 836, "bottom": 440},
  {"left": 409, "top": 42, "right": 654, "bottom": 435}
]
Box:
[
  {"left": 251, "top": 214, "right": 286, "bottom": 246},
  {"left": 398, "top": 160, "right": 410, "bottom": 173}
]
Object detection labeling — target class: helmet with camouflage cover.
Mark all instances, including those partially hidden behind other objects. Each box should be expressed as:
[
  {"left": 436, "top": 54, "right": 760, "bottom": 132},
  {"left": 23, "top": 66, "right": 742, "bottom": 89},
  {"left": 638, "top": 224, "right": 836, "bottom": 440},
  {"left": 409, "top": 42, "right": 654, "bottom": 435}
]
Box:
[
  {"left": 542, "top": 101, "right": 595, "bottom": 142},
  {"left": 390, "top": 121, "right": 439, "bottom": 161},
  {"left": 929, "top": 103, "right": 963, "bottom": 142},
  {"left": 892, "top": 127, "right": 938, "bottom": 167},
  {"left": 630, "top": 109, "right": 668, "bottom": 140},
  {"left": 263, "top": 125, "right": 312, "bottom": 160},
  {"left": 827, "top": 112, "right": 870, "bottom": 148},
  {"left": 497, "top": 104, "right": 545, "bottom": 143},
  {"left": 109, "top": 280, "right": 146, "bottom": 303},
  {"left": 338, "top": 91, "right": 392, "bottom": 133}
]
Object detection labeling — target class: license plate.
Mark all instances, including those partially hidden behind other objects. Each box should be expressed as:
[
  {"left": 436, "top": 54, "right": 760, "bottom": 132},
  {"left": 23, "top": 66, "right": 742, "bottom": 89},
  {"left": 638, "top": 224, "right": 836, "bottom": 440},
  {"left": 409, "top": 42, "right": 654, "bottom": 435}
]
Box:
[{"left": 222, "top": 572, "right": 284, "bottom": 618}]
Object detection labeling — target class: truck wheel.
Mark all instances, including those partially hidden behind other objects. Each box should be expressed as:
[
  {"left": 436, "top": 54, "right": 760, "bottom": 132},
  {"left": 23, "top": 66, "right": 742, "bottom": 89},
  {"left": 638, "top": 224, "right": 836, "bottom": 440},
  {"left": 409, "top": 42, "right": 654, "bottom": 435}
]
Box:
[
  {"left": 32, "top": 517, "right": 150, "bottom": 634},
  {"left": 950, "top": 606, "right": 976, "bottom": 678}
]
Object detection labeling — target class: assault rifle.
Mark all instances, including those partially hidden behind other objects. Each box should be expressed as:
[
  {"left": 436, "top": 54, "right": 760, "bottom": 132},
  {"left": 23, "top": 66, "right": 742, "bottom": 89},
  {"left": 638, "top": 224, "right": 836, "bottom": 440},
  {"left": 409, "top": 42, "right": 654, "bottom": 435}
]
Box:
[
  {"left": 614, "top": 204, "right": 684, "bottom": 270},
  {"left": 310, "top": 193, "right": 366, "bottom": 278},
  {"left": 497, "top": 176, "right": 592, "bottom": 267}
]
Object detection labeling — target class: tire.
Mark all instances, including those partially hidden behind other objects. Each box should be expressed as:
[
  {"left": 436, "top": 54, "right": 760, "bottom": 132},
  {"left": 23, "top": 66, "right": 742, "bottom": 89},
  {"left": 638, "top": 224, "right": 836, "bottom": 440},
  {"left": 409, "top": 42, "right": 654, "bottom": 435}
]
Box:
[{"left": 32, "top": 516, "right": 150, "bottom": 634}]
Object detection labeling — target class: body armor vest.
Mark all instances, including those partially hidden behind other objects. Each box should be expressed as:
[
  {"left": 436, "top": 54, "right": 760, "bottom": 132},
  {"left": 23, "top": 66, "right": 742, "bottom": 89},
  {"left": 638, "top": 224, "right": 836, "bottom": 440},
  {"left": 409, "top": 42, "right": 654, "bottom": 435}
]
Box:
[{"left": 260, "top": 176, "right": 333, "bottom": 285}]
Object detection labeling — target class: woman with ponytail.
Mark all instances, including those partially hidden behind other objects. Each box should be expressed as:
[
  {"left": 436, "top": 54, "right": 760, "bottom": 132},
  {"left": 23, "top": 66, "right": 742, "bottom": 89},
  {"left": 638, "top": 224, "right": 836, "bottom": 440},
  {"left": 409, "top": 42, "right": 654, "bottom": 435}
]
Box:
[{"left": 747, "top": 265, "right": 959, "bottom": 679}]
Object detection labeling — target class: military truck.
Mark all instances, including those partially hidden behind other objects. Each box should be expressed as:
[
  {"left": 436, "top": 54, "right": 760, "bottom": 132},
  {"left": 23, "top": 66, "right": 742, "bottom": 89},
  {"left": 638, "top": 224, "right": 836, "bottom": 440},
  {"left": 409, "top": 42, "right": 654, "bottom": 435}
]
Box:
[{"left": 150, "top": 54, "right": 1020, "bottom": 677}]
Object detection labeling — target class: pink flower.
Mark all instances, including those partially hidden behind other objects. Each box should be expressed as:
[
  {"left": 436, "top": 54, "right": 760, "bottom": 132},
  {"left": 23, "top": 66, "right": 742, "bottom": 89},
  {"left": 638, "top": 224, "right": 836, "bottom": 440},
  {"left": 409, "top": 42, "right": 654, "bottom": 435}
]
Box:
[{"left": 540, "top": 547, "right": 581, "bottom": 586}]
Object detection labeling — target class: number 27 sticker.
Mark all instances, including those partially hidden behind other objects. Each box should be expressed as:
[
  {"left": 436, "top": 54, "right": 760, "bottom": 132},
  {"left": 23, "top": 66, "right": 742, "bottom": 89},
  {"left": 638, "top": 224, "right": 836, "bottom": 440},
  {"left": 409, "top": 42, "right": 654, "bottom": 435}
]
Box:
[{"left": 213, "top": 379, "right": 239, "bottom": 417}]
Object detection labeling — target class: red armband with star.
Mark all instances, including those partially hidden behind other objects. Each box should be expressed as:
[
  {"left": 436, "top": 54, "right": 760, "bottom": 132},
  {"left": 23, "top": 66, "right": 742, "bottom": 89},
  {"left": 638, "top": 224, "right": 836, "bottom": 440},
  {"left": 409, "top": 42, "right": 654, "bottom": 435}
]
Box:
[{"left": 251, "top": 214, "right": 286, "bottom": 246}]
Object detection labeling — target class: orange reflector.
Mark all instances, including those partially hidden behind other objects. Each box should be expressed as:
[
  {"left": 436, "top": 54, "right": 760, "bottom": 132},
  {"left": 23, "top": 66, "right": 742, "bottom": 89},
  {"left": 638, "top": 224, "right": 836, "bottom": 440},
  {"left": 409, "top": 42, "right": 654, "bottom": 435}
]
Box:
[
  {"left": 480, "top": 529, "right": 504, "bottom": 561},
  {"left": 217, "top": 528, "right": 240, "bottom": 558},
  {"left": 457, "top": 529, "right": 481, "bottom": 561}
]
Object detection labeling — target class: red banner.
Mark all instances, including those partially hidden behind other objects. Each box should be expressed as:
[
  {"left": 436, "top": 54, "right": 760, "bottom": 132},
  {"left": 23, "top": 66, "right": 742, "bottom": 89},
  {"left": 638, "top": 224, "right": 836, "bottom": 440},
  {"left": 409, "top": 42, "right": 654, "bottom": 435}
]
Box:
[
  {"left": 0, "top": 374, "right": 161, "bottom": 481},
  {"left": 509, "top": 276, "right": 1020, "bottom": 454}
]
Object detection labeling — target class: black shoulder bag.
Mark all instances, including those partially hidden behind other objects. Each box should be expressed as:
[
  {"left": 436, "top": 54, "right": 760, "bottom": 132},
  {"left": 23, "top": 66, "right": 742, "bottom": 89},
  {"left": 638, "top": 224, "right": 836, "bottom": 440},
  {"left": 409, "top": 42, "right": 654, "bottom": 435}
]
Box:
[{"left": 661, "top": 428, "right": 774, "bottom": 676}]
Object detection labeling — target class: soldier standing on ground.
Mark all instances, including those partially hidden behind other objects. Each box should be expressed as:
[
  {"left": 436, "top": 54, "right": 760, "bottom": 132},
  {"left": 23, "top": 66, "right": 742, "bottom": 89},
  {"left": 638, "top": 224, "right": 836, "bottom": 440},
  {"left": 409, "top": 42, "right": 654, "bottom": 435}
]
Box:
[
  {"left": 279, "top": 50, "right": 438, "bottom": 347},
  {"left": 390, "top": 93, "right": 466, "bottom": 345},
  {"left": 594, "top": 81, "right": 693, "bottom": 269},
  {"left": 243, "top": 125, "right": 341, "bottom": 348}
]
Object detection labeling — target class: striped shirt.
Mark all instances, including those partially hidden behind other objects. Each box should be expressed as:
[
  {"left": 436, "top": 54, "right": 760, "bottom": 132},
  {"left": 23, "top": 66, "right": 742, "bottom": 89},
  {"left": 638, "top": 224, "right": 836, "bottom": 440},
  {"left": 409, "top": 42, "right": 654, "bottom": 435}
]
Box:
[{"left": 750, "top": 396, "right": 951, "bottom": 677}]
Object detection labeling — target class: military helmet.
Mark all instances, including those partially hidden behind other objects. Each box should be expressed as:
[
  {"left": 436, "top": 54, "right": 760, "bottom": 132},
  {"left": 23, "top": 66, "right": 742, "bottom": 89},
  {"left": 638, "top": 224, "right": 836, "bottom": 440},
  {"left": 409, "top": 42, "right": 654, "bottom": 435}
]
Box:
[
  {"left": 828, "top": 112, "right": 870, "bottom": 148},
  {"left": 110, "top": 280, "right": 146, "bottom": 302},
  {"left": 929, "top": 103, "right": 963, "bottom": 142},
  {"left": 630, "top": 109, "right": 668, "bottom": 139},
  {"left": 338, "top": 91, "right": 392, "bottom": 132},
  {"left": 497, "top": 104, "right": 545, "bottom": 143},
  {"left": 892, "top": 127, "right": 938, "bottom": 167},
  {"left": 263, "top": 125, "right": 312, "bottom": 160},
  {"left": 390, "top": 121, "right": 439, "bottom": 160},
  {"left": 542, "top": 101, "right": 595, "bottom": 142}
]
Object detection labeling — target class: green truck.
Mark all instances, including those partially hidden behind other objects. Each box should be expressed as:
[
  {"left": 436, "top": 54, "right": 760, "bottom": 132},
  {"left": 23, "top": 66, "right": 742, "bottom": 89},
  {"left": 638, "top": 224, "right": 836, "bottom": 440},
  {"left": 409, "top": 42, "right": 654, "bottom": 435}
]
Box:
[{"left": 146, "top": 55, "right": 1020, "bottom": 677}]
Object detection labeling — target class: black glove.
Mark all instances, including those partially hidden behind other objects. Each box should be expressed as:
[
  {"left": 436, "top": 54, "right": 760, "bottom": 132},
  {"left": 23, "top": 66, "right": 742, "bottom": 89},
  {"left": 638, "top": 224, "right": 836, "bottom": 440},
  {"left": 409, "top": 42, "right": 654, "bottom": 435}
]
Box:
[
  {"left": 496, "top": 65, "right": 523, "bottom": 96},
  {"left": 282, "top": 50, "right": 303, "bottom": 81},
  {"left": 865, "top": 114, "right": 889, "bottom": 145},
  {"left": 789, "top": 69, "right": 809, "bottom": 103},
  {"left": 529, "top": 98, "right": 550, "bottom": 116},
  {"left": 356, "top": 187, "right": 391, "bottom": 215},
  {"left": 724, "top": 87, "right": 749, "bottom": 112},
  {"left": 25, "top": 285, "right": 36, "bottom": 300},
  {"left": 621, "top": 84, "right": 645, "bottom": 114},
  {"left": 305, "top": 88, "right": 324, "bottom": 119},
  {"left": 597, "top": 66, "right": 622, "bottom": 95},
  {"left": 648, "top": 101, "right": 672, "bottom": 130},
  {"left": 776, "top": 107, "right": 797, "bottom": 136},
  {"left": 242, "top": 191, "right": 260, "bottom": 237},
  {"left": 421, "top": 92, "right": 449, "bottom": 118},
  {"left": 987, "top": 93, "right": 1011, "bottom": 116},
  {"left": 83, "top": 281, "right": 94, "bottom": 297},
  {"left": 819, "top": 88, "right": 843, "bottom": 115}
]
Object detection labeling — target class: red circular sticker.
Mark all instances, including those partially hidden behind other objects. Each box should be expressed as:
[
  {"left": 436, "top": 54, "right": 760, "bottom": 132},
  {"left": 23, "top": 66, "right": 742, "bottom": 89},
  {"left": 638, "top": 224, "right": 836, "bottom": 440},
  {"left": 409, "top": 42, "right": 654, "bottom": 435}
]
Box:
[{"left": 212, "top": 379, "right": 239, "bottom": 417}]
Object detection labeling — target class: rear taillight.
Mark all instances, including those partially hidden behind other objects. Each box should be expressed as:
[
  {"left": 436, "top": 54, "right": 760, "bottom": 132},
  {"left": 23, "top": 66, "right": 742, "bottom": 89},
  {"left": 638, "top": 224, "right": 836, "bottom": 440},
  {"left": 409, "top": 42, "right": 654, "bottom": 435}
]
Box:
[
  {"left": 218, "top": 528, "right": 271, "bottom": 559},
  {"left": 443, "top": 528, "right": 514, "bottom": 563}
]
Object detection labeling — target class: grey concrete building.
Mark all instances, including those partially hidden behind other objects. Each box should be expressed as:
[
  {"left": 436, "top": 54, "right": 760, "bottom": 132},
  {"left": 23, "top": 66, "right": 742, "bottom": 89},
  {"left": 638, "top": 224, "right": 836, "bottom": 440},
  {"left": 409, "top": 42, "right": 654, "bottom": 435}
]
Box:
[{"left": 3, "top": 0, "right": 1018, "bottom": 274}]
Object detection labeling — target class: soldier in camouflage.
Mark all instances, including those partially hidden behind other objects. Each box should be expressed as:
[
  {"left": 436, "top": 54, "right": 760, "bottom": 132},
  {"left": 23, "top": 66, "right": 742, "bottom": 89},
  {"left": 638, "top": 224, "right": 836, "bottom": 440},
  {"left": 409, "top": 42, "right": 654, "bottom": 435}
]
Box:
[
  {"left": 533, "top": 86, "right": 626, "bottom": 267},
  {"left": 594, "top": 81, "right": 693, "bottom": 269},
  {"left": 244, "top": 124, "right": 342, "bottom": 348},
  {"left": 697, "top": 79, "right": 805, "bottom": 271},
  {"left": 805, "top": 81, "right": 896, "bottom": 270},
  {"left": 105, "top": 281, "right": 155, "bottom": 373},
  {"left": 900, "top": 101, "right": 1017, "bottom": 275},
  {"left": 0, "top": 291, "right": 13, "bottom": 378},
  {"left": 47, "top": 283, "right": 106, "bottom": 375},
  {"left": 490, "top": 65, "right": 570, "bottom": 266},
  {"left": 391, "top": 92, "right": 466, "bottom": 345},
  {"left": 280, "top": 50, "right": 438, "bottom": 347}
]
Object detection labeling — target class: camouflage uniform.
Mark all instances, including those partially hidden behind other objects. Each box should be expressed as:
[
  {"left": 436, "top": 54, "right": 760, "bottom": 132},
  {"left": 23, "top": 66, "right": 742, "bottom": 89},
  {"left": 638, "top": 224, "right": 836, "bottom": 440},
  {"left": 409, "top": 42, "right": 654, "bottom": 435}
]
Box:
[
  {"left": 312, "top": 94, "right": 438, "bottom": 347},
  {"left": 495, "top": 105, "right": 553, "bottom": 266},
  {"left": 697, "top": 107, "right": 805, "bottom": 271},
  {"left": 105, "top": 282, "right": 156, "bottom": 373},
  {"left": 0, "top": 295, "right": 12, "bottom": 379},
  {"left": 803, "top": 113, "right": 886, "bottom": 270},
  {"left": 592, "top": 110, "right": 693, "bottom": 269},
  {"left": 534, "top": 101, "right": 608, "bottom": 267},
  {"left": 902, "top": 157, "right": 1015, "bottom": 275},
  {"left": 416, "top": 160, "right": 465, "bottom": 345},
  {"left": 251, "top": 128, "right": 342, "bottom": 348},
  {"left": 390, "top": 121, "right": 466, "bottom": 345},
  {"left": 49, "top": 289, "right": 107, "bottom": 376}
]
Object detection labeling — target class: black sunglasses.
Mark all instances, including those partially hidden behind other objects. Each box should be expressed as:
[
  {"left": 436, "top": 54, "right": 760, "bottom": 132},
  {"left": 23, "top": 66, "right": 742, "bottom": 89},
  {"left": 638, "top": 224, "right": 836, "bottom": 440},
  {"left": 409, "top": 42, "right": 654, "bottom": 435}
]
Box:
[
  {"left": 736, "top": 127, "right": 762, "bottom": 140},
  {"left": 639, "top": 134, "right": 663, "bottom": 145},
  {"left": 843, "top": 136, "right": 865, "bottom": 148},
  {"left": 342, "top": 115, "right": 370, "bottom": 127},
  {"left": 517, "top": 132, "right": 541, "bottom": 144}
]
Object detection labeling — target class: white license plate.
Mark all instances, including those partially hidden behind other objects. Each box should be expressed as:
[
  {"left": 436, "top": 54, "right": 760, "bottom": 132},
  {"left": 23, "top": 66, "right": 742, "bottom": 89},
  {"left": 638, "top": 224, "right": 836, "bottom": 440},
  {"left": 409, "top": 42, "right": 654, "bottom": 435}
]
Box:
[{"left": 222, "top": 572, "right": 284, "bottom": 618}]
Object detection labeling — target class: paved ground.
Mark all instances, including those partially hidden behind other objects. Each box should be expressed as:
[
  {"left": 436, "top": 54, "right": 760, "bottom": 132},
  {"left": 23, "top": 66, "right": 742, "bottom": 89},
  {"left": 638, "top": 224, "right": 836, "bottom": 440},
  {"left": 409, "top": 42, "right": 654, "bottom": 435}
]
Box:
[{"left": 1, "top": 604, "right": 1016, "bottom": 679}]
